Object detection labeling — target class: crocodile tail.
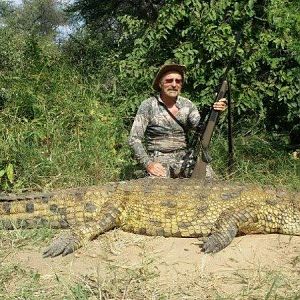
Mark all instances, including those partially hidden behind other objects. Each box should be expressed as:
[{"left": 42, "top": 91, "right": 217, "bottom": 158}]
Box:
[{"left": 0, "top": 189, "right": 101, "bottom": 229}]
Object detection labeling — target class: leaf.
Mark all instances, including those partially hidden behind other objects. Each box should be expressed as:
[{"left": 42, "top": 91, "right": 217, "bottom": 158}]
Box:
[
  {"left": 6, "top": 163, "right": 14, "bottom": 183},
  {"left": 0, "top": 169, "right": 6, "bottom": 178}
]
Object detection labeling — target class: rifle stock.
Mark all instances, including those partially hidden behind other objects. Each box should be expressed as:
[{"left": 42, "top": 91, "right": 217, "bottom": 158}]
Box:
[{"left": 191, "top": 80, "right": 228, "bottom": 179}]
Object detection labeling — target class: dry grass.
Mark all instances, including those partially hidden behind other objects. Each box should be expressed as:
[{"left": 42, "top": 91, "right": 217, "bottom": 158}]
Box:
[{"left": 0, "top": 229, "right": 299, "bottom": 299}]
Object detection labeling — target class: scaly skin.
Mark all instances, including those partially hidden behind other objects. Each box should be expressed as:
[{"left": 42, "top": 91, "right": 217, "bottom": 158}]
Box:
[{"left": 0, "top": 178, "right": 300, "bottom": 257}]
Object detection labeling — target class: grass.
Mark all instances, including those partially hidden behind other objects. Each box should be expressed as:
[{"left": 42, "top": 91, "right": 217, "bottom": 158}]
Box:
[
  {"left": 0, "top": 58, "right": 133, "bottom": 191},
  {"left": 211, "top": 133, "right": 300, "bottom": 190},
  {"left": 1, "top": 259, "right": 299, "bottom": 299},
  {"left": 1, "top": 43, "right": 299, "bottom": 192},
  {"left": 0, "top": 23, "right": 299, "bottom": 299},
  {"left": 0, "top": 229, "right": 299, "bottom": 299}
]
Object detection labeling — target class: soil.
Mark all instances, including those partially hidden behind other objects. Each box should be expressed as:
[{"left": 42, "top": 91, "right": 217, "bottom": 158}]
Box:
[{"left": 5, "top": 230, "right": 300, "bottom": 299}]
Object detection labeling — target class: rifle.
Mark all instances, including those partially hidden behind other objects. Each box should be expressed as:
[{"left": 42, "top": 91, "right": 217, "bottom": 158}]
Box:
[
  {"left": 190, "top": 80, "right": 228, "bottom": 179},
  {"left": 190, "top": 32, "right": 241, "bottom": 180}
]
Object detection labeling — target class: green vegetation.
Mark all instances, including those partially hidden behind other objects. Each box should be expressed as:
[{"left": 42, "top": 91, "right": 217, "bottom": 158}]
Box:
[
  {"left": 0, "top": 3, "right": 299, "bottom": 298},
  {"left": 0, "top": 0, "right": 299, "bottom": 191}
]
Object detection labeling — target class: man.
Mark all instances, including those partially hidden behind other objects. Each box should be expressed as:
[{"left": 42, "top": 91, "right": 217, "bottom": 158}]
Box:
[{"left": 128, "top": 63, "right": 227, "bottom": 178}]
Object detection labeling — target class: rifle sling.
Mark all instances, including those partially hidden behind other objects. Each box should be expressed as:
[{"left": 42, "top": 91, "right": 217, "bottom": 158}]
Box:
[{"left": 155, "top": 96, "right": 187, "bottom": 133}]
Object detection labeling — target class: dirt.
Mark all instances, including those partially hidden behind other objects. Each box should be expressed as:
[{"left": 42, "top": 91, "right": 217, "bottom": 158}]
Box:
[{"left": 5, "top": 230, "right": 300, "bottom": 299}]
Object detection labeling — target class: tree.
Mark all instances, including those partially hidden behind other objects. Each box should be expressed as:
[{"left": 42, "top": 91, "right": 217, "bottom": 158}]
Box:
[
  {"left": 2, "top": 0, "right": 67, "bottom": 36},
  {"left": 68, "top": 0, "right": 165, "bottom": 30},
  {"left": 67, "top": 0, "right": 164, "bottom": 51},
  {"left": 115, "top": 0, "right": 299, "bottom": 136}
]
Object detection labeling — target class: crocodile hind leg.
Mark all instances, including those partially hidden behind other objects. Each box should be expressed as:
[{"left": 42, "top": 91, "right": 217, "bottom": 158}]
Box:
[
  {"left": 43, "top": 202, "right": 123, "bottom": 257},
  {"left": 202, "top": 207, "right": 259, "bottom": 253}
]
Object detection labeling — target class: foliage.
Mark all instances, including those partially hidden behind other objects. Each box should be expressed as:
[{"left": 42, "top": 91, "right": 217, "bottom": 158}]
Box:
[
  {"left": 268, "top": 0, "right": 300, "bottom": 64},
  {"left": 0, "top": 0, "right": 67, "bottom": 72},
  {"left": 0, "top": 163, "right": 14, "bottom": 190},
  {"left": 0, "top": 30, "right": 132, "bottom": 190},
  {"left": 210, "top": 133, "right": 300, "bottom": 189},
  {"left": 0, "top": 0, "right": 66, "bottom": 36},
  {"left": 68, "top": 0, "right": 164, "bottom": 29},
  {"left": 0, "top": 0, "right": 299, "bottom": 190},
  {"left": 119, "top": 0, "right": 300, "bottom": 135}
]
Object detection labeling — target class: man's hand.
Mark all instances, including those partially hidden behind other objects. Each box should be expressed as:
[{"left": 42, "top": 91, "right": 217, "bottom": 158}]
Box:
[
  {"left": 213, "top": 98, "right": 227, "bottom": 111},
  {"left": 146, "top": 162, "right": 167, "bottom": 177}
]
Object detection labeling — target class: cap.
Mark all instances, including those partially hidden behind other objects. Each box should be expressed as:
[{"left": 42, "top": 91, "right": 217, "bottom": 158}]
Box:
[{"left": 152, "top": 64, "right": 186, "bottom": 91}]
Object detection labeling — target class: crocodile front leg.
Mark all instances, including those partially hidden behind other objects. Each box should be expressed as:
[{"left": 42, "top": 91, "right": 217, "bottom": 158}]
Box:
[
  {"left": 43, "top": 231, "right": 81, "bottom": 257},
  {"left": 202, "top": 207, "right": 259, "bottom": 253},
  {"left": 43, "top": 202, "right": 123, "bottom": 257},
  {"left": 202, "top": 224, "right": 238, "bottom": 253}
]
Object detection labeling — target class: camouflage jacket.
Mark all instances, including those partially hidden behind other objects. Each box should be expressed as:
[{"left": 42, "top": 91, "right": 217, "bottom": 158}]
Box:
[{"left": 128, "top": 95, "right": 200, "bottom": 167}]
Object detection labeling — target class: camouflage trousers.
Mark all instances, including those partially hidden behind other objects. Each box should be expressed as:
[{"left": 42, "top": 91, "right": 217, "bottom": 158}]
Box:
[{"left": 148, "top": 150, "right": 216, "bottom": 179}]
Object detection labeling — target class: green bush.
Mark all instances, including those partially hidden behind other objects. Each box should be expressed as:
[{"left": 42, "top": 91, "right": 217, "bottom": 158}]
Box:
[
  {"left": 118, "top": 0, "right": 300, "bottom": 134},
  {"left": 0, "top": 35, "right": 132, "bottom": 190},
  {"left": 0, "top": 0, "right": 299, "bottom": 191}
]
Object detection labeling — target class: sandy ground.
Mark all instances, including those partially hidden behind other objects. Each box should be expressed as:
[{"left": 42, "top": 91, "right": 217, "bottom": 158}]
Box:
[{"left": 5, "top": 230, "right": 300, "bottom": 299}]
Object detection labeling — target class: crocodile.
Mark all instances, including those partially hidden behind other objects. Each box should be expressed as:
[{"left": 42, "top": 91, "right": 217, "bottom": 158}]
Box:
[{"left": 0, "top": 178, "right": 299, "bottom": 257}]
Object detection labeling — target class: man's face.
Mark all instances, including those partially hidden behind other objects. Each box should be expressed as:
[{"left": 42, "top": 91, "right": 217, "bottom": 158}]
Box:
[{"left": 159, "top": 71, "right": 183, "bottom": 99}]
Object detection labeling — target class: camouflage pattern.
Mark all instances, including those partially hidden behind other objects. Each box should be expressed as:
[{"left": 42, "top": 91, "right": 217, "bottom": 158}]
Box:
[
  {"left": 148, "top": 149, "right": 189, "bottom": 177},
  {"left": 128, "top": 95, "right": 200, "bottom": 172}
]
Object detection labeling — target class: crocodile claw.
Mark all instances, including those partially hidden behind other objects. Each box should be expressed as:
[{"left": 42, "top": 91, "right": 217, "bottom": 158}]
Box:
[
  {"left": 43, "top": 232, "right": 81, "bottom": 258},
  {"left": 198, "top": 236, "right": 223, "bottom": 253},
  {"left": 202, "top": 234, "right": 223, "bottom": 253},
  {"left": 202, "top": 228, "right": 237, "bottom": 254}
]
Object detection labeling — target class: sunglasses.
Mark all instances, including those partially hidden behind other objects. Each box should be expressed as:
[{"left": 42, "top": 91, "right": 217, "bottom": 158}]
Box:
[{"left": 162, "top": 78, "right": 183, "bottom": 85}]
